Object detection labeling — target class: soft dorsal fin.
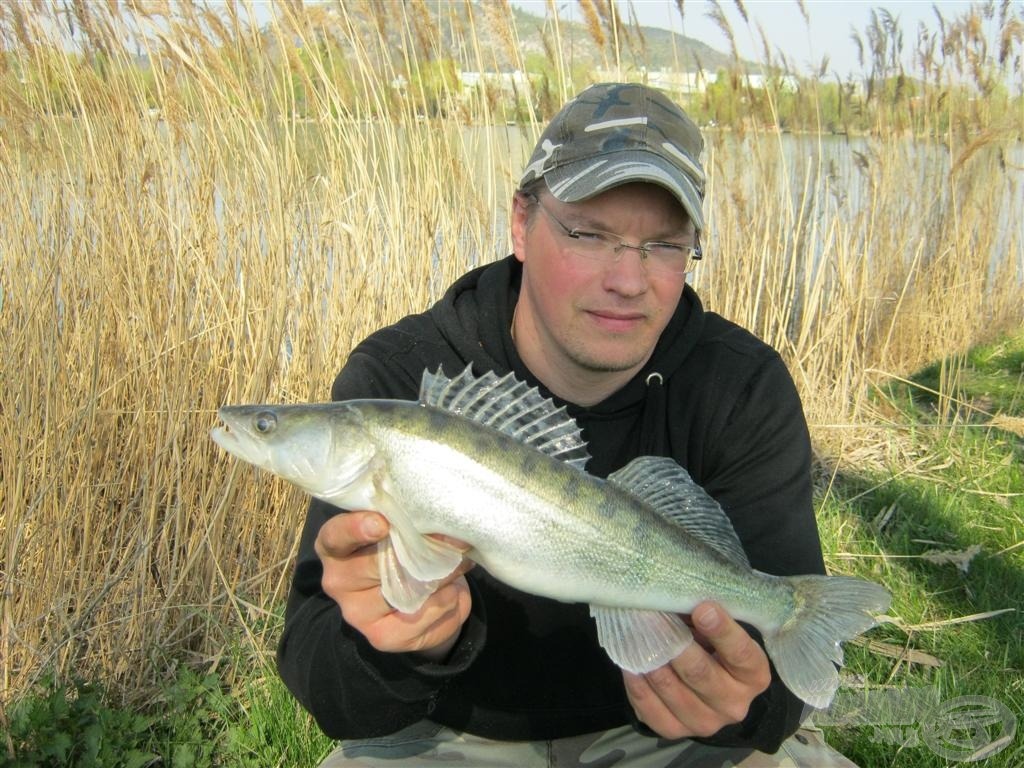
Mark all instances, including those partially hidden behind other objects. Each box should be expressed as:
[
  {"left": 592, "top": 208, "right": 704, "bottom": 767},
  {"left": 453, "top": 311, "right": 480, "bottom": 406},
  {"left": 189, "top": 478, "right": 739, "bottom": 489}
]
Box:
[
  {"left": 608, "top": 456, "right": 750, "bottom": 567},
  {"left": 419, "top": 365, "right": 591, "bottom": 470}
]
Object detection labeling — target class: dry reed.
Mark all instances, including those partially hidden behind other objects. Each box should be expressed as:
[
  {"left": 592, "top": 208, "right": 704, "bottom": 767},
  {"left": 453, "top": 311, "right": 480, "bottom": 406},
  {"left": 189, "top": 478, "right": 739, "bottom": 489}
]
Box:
[{"left": 0, "top": 0, "right": 1021, "bottom": 711}]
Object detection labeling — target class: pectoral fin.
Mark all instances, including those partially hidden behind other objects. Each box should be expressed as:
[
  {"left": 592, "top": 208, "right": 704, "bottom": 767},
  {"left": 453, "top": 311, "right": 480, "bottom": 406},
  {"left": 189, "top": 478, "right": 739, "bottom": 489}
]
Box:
[
  {"left": 386, "top": 518, "right": 465, "bottom": 582},
  {"left": 590, "top": 606, "right": 694, "bottom": 674},
  {"left": 378, "top": 536, "right": 446, "bottom": 613},
  {"left": 376, "top": 525, "right": 464, "bottom": 614},
  {"left": 371, "top": 484, "right": 465, "bottom": 614}
]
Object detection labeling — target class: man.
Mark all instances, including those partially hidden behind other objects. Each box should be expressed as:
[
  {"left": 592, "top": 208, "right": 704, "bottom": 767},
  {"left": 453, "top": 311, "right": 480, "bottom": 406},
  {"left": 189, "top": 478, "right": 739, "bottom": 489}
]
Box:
[{"left": 277, "top": 83, "right": 857, "bottom": 766}]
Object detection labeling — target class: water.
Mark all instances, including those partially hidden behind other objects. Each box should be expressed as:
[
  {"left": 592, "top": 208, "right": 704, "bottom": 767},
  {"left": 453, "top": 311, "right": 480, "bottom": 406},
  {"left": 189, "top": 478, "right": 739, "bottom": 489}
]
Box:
[
  {"left": 712, "top": 132, "right": 1020, "bottom": 271},
  {"left": 438, "top": 126, "right": 1023, "bottom": 286},
  {"left": 11, "top": 123, "right": 1021, "bottom": 344},
  {"left": 245, "top": 124, "right": 1024, "bottom": 364}
]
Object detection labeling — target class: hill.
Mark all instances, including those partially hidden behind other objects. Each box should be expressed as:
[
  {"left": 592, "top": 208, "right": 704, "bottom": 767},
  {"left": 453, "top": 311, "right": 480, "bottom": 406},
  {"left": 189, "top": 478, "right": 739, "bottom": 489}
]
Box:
[{"left": 507, "top": 3, "right": 743, "bottom": 75}]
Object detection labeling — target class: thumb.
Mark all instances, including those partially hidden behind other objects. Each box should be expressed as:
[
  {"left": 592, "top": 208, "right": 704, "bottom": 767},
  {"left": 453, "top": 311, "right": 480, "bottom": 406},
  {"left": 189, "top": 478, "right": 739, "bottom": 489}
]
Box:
[{"left": 316, "top": 510, "right": 389, "bottom": 559}]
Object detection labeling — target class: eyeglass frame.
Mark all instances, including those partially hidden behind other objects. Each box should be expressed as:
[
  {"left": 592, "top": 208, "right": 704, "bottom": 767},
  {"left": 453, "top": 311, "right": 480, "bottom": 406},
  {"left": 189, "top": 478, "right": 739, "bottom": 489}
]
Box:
[{"left": 520, "top": 191, "right": 703, "bottom": 274}]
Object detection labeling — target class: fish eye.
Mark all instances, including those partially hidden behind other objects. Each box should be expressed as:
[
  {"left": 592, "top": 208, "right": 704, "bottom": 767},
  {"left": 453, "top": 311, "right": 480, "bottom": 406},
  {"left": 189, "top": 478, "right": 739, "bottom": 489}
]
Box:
[{"left": 253, "top": 411, "right": 277, "bottom": 434}]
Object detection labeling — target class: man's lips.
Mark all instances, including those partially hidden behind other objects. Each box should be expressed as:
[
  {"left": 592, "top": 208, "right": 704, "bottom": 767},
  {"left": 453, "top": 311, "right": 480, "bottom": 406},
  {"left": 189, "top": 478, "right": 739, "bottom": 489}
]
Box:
[{"left": 585, "top": 309, "right": 647, "bottom": 331}]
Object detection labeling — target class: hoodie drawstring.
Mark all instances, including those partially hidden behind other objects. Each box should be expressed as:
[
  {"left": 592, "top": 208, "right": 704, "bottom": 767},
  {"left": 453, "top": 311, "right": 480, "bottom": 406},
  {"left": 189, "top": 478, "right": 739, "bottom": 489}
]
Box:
[{"left": 640, "top": 371, "right": 668, "bottom": 457}]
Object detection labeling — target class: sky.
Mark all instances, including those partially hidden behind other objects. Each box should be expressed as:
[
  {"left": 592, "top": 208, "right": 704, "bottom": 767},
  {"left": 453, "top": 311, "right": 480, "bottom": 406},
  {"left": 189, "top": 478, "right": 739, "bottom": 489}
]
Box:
[{"left": 510, "top": 1, "right": 989, "bottom": 78}]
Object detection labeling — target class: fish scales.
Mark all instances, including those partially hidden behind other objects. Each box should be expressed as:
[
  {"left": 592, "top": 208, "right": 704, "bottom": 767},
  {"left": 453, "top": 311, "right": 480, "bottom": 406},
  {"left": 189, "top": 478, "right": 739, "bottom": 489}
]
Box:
[{"left": 363, "top": 398, "right": 784, "bottom": 620}]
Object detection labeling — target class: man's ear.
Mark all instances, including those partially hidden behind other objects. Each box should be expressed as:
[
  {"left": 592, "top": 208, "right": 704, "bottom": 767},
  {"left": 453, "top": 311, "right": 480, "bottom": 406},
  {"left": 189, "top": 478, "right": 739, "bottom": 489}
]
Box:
[{"left": 510, "top": 193, "right": 531, "bottom": 264}]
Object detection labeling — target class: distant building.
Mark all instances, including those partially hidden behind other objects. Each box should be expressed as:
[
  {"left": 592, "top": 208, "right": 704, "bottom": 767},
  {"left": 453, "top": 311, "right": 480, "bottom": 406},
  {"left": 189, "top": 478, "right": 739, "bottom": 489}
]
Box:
[
  {"left": 741, "top": 73, "right": 800, "bottom": 91},
  {"left": 648, "top": 68, "right": 716, "bottom": 95},
  {"left": 594, "top": 68, "right": 802, "bottom": 96},
  {"left": 459, "top": 70, "right": 531, "bottom": 97},
  {"left": 593, "top": 67, "right": 715, "bottom": 95}
]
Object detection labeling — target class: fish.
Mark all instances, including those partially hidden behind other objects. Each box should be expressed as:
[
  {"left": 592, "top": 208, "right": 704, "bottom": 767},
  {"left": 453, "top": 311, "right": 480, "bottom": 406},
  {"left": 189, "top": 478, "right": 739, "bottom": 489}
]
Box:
[{"left": 211, "top": 365, "right": 890, "bottom": 709}]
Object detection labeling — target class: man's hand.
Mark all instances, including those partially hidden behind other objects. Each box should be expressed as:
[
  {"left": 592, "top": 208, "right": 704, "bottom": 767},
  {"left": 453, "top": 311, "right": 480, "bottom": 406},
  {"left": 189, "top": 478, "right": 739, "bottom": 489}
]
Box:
[
  {"left": 314, "top": 511, "right": 473, "bottom": 662},
  {"left": 623, "top": 601, "right": 772, "bottom": 740}
]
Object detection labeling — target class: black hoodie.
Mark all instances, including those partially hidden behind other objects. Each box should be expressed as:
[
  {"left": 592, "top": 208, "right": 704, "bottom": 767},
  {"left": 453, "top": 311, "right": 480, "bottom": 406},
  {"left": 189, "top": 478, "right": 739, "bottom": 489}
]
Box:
[{"left": 276, "top": 256, "right": 825, "bottom": 752}]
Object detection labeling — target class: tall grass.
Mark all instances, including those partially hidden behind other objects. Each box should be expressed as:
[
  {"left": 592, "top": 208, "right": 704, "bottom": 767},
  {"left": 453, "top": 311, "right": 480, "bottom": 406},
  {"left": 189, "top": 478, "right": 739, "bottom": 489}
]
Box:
[
  {"left": 1, "top": 0, "right": 1022, "bottom": 720},
  {"left": 702, "top": 129, "right": 1023, "bottom": 429}
]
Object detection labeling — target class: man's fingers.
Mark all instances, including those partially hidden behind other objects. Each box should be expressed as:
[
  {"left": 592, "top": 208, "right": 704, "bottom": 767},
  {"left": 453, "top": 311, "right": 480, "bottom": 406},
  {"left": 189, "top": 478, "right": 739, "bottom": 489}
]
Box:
[
  {"left": 623, "top": 672, "right": 676, "bottom": 734},
  {"left": 313, "top": 511, "right": 476, "bottom": 658},
  {"left": 623, "top": 604, "right": 775, "bottom": 740},
  {"left": 361, "top": 577, "right": 471, "bottom": 654},
  {"left": 338, "top": 582, "right": 395, "bottom": 629},
  {"left": 690, "top": 602, "right": 771, "bottom": 690},
  {"left": 316, "top": 514, "right": 471, "bottom": 560},
  {"left": 316, "top": 512, "right": 392, "bottom": 601},
  {"left": 624, "top": 671, "right": 721, "bottom": 740}
]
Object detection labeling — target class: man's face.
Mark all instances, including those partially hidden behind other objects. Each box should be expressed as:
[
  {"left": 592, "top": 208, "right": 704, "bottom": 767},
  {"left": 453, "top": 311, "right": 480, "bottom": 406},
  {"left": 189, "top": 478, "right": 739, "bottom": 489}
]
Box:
[{"left": 511, "top": 182, "right": 694, "bottom": 398}]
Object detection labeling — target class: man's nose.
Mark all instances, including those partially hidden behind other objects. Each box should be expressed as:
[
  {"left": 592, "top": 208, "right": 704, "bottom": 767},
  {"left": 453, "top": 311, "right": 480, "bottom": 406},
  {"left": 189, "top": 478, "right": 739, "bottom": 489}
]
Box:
[{"left": 601, "top": 245, "right": 650, "bottom": 296}]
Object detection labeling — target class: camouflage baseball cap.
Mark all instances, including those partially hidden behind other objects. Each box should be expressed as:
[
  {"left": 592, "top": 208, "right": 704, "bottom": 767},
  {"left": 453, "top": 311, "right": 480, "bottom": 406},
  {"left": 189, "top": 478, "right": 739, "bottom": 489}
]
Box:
[{"left": 520, "top": 83, "right": 706, "bottom": 231}]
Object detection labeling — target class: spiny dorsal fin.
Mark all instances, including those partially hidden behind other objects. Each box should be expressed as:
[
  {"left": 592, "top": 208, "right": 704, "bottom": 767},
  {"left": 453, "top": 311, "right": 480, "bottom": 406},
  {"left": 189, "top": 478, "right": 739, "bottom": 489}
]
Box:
[
  {"left": 608, "top": 456, "right": 750, "bottom": 567},
  {"left": 419, "top": 365, "right": 591, "bottom": 470}
]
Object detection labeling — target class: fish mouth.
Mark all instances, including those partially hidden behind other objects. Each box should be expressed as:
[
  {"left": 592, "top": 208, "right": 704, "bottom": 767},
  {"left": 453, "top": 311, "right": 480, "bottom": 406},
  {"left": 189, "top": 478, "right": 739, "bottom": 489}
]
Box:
[
  {"left": 211, "top": 413, "right": 256, "bottom": 460},
  {"left": 211, "top": 408, "right": 235, "bottom": 438},
  {"left": 212, "top": 404, "right": 287, "bottom": 470},
  {"left": 210, "top": 423, "right": 232, "bottom": 447},
  {"left": 210, "top": 422, "right": 242, "bottom": 456}
]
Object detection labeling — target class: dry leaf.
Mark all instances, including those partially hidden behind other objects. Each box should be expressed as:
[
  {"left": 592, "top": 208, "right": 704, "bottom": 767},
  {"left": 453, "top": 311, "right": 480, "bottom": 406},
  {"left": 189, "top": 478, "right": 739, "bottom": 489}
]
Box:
[
  {"left": 921, "top": 544, "right": 983, "bottom": 574},
  {"left": 853, "top": 637, "right": 944, "bottom": 667}
]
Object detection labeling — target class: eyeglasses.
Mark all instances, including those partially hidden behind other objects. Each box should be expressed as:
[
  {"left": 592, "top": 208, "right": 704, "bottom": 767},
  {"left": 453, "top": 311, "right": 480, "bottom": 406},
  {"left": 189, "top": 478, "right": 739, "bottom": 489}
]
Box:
[{"left": 528, "top": 195, "right": 701, "bottom": 275}]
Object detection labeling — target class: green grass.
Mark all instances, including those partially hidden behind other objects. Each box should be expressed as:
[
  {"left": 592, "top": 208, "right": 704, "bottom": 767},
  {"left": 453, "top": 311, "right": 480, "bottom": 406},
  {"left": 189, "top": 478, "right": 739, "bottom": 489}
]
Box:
[
  {"left": 881, "top": 329, "right": 1024, "bottom": 420},
  {"left": 815, "top": 330, "right": 1024, "bottom": 766},
  {"left": 4, "top": 331, "right": 1023, "bottom": 766},
  {"left": 2, "top": 661, "right": 333, "bottom": 767}
]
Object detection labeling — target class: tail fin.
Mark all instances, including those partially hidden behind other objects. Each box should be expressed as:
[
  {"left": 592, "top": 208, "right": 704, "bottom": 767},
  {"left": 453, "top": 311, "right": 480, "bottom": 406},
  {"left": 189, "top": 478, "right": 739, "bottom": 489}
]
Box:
[{"left": 766, "top": 575, "right": 891, "bottom": 709}]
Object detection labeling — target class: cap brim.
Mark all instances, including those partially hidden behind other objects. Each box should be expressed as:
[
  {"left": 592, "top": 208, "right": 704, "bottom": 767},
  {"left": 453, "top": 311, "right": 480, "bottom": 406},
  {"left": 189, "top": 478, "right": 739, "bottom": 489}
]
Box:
[{"left": 542, "top": 150, "right": 705, "bottom": 232}]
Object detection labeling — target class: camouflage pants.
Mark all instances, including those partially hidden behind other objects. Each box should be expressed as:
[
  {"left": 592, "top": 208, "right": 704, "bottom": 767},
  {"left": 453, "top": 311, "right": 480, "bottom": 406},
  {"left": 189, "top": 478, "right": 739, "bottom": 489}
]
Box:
[{"left": 320, "top": 720, "right": 858, "bottom": 767}]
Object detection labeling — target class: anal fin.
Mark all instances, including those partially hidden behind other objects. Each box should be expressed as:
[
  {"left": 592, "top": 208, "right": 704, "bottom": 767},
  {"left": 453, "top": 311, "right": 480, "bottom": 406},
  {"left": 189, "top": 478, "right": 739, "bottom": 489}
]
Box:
[{"left": 590, "top": 605, "right": 694, "bottom": 674}]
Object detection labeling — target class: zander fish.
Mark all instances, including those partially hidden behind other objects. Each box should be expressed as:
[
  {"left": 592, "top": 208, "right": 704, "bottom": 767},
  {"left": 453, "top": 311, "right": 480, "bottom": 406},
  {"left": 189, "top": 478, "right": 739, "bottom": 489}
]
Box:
[{"left": 211, "top": 366, "right": 890, "bottom": 709}]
